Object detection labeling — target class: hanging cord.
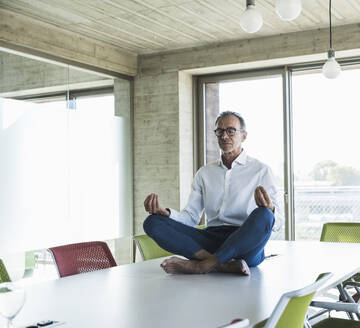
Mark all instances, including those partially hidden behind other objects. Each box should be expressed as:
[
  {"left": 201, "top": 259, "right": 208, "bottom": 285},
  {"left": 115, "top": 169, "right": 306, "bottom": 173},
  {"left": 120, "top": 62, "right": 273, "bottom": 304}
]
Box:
[{"left": 329, "top": 0, "right": 333, "bottom": 49}]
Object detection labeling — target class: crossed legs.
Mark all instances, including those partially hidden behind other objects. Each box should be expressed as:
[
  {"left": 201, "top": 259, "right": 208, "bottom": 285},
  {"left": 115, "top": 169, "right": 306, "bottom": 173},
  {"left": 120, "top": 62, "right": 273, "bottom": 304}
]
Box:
[{"left": 143, "top": 207, "right": 274, "bottom": 275}]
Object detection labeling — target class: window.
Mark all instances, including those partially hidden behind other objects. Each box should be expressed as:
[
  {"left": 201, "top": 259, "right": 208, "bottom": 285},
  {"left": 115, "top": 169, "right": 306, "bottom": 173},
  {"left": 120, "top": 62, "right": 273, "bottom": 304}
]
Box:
[
  {"left": 292, "top": 67, "right": 360, "bottom": 240},
  {"left": 198, "top": 62, "right": 360, "bottom": 240},
  {"left": 200, "top": 71, "right": 285, "bottom": 240}
]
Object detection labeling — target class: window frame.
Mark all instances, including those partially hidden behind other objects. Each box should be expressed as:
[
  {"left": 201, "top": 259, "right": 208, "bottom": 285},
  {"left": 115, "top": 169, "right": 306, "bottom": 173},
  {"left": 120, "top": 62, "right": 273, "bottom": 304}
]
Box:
[
  {"left": 196, "top": 58, "right": 360, "bottom": 241},
  {"left": 9, "top": 86, "right": 114, "bottom": 103}
]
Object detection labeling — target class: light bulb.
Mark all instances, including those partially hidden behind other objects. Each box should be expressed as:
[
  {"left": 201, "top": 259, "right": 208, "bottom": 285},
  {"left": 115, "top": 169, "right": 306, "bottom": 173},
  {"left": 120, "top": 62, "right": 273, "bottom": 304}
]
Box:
[
  {"left": 322, "top": 50, "right": 341, "bottom": 79},
  {"left": 322, "top": 57, "right": 341, "bottom": 79},
  {"left": 240, "top": 5, "right": 263, "bottom": 33},
  {"left": 276, "top": 0, "right": 302, "bottom": 21}
]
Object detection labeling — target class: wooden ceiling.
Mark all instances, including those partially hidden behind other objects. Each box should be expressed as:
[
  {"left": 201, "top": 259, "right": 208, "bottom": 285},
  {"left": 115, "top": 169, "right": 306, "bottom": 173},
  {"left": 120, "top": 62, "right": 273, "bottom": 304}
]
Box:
[{"left": 0, "top": 0, "right": 359, "bottom": 55}]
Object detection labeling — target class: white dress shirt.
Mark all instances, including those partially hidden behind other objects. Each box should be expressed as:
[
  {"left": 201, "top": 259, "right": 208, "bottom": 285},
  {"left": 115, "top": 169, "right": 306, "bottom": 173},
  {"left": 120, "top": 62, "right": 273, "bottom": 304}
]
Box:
[{"left": 169, "top": 150, "right": 283, "bottom": 231}]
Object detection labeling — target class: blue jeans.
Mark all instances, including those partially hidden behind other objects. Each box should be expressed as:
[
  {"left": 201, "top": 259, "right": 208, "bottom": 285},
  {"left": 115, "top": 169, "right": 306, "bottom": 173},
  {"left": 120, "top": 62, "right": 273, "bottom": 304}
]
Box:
[{"left": 143, "top": 207, "right": 274, "bottom": 267}]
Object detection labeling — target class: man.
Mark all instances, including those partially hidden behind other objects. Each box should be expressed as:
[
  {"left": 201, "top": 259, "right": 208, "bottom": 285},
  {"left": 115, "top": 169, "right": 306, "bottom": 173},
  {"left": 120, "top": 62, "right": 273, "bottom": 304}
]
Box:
[{"left": 143, "top": 111, "right": 281, "bottom": 275}]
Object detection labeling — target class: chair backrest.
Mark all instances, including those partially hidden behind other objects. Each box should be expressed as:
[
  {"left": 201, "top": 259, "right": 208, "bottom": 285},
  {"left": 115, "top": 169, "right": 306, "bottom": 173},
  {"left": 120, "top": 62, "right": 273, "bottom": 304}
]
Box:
[
  {"left": 134, "top": 235, "right": 173, "bottom": 261},
  {"left": 320, "top": 223, "right": 360, "bottom": 243},
  {"left": 135, "top": 225, "right": 206, "bottom": 261},
  {"left": 49, "top": 241, "right": 117, "bottom": 278},
  {"left": 261, "top": 272, "right": 332, "bottom": 328},
  {"left": 0, "top": 259, "right": 11, "bottom": 283}
]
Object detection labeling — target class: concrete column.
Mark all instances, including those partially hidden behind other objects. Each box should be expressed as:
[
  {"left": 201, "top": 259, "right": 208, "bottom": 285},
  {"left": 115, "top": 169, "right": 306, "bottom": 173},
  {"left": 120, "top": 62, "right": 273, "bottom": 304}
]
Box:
[{"left": 133, "top": 70, "right": 181, "bottom": 235}]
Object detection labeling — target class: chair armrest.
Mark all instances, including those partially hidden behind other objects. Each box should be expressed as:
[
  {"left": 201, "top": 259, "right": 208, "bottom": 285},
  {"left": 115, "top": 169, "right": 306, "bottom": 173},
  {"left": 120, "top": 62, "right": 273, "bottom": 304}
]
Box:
[{"left": 310, "top": 300, "right": 360, "bottom": 314}]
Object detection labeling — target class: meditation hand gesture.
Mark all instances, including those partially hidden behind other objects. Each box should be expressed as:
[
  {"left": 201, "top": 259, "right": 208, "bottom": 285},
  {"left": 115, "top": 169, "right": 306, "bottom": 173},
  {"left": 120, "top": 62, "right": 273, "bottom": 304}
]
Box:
[
  {"left": 144, "top": 193, "right": 170, "bottom": 217},
  {"left": 254, "top": 186, "right": 275, "bottom": 212}
]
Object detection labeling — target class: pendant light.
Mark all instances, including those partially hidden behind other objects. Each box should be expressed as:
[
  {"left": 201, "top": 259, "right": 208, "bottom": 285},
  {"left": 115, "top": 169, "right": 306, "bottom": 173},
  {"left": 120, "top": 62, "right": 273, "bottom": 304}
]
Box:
[
  {"left": 276, "top": 0, "right": 302, "bottom": 21},
  {"left": 240, "top": 0, "right": 263, "bottom": 34},
  {"left": 322, "top": 0, "right": 341, "bottom": 79}
]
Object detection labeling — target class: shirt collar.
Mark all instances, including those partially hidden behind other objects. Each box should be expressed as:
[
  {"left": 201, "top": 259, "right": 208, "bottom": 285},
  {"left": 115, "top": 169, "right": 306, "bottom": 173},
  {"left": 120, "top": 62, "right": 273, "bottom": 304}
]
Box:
[{"left": 218, "top": 149, "right": 247, "bottom": 167}]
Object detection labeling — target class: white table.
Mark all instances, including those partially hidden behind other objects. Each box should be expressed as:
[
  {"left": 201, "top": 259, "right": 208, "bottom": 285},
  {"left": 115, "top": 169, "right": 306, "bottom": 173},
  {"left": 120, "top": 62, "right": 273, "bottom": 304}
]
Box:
[{"left": 12, "top": 241, "right": 360, "bottom": 328}]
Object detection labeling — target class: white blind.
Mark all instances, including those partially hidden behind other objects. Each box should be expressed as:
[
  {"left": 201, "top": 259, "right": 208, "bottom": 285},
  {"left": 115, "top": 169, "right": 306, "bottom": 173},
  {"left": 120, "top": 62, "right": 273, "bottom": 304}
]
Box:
[{"left": 0, "top": 95, "right": 127, "bottom": 255}]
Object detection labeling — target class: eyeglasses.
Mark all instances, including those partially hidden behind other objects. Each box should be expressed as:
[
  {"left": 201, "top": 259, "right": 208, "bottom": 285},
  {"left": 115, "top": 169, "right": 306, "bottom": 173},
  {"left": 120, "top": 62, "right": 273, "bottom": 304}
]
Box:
[{"left": 214, "top": 127, "right": 242, "bottom": 137}]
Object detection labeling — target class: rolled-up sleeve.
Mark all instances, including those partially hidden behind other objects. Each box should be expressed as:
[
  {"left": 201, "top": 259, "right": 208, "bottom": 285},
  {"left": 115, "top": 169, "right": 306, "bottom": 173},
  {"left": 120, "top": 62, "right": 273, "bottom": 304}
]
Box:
[{"left": 168, "top": 170, "right": 204, "bottom": 227}]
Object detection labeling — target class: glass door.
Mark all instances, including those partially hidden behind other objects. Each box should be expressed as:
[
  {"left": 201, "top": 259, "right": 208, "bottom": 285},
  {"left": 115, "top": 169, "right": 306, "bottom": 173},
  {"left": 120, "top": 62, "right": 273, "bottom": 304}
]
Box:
[
  {"left": 202, "top": 72, "right": 285, "bottom": 240},
  {"left": 292, "top": 66, "right": 360, "bottom": 240}
]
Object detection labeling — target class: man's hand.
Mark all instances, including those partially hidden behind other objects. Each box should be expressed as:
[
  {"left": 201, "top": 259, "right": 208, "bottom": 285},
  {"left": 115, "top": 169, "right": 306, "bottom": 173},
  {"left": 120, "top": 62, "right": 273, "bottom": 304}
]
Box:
[
  {"left": 144, "top": 193, "right": 170, "bottom": 216},
  {"left": 254, "top": 186, "right": 275, "bottom": 212}
]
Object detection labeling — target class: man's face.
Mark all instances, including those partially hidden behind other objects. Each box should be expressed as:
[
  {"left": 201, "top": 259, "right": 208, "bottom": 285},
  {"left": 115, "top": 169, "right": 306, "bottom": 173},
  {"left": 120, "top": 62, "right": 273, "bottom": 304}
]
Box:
[{"left": 216, "top": 115, "right": 247, "bottom": 154}]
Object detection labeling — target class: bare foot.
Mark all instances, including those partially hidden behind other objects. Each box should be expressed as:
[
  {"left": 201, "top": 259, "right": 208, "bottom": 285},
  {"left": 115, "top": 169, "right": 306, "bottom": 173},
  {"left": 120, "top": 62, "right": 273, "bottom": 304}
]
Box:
[
  {"left": 161, "top": 256, "right": 218, "bottom": 274},
  {"left": 160, "top": 256, "right": 250, "bottom": 275},
  {"left": 161, "top": 257, "right": 201, "bottom": 274},
  {"left": 216, "top": 259, "right": 250, "bottom": 275}
]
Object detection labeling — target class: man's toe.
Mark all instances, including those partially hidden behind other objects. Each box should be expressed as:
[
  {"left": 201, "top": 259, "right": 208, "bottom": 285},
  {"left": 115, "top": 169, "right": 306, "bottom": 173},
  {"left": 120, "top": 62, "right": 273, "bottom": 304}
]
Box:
[{"left": 241, "top": 260, "right": 250, "bottom": 275}]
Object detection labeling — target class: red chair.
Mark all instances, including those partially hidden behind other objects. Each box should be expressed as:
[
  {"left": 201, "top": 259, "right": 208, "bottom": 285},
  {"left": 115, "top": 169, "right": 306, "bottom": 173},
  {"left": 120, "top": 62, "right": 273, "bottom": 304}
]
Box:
[{"left": 49, "top": 241, "right": 117, "bottom": 278}]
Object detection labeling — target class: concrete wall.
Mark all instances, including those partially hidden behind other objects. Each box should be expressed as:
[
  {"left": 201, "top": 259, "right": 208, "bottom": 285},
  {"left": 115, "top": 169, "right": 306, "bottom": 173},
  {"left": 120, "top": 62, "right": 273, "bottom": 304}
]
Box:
[
  {"left": 0, "top": 8, "right": 137, "bottom": 77},
  {"left": 0, "top": 51, "right": 111, "bottom": 96},
  {"left": 139, "top": 23, "right": 360, "bottom": 75},
  {"left": 133, "top": 70, "right": 195, "bottom": 235},
  {"left": 133, "top": 23, "right": 360, "bottom": 232},
  {"left": 133, "top": 71, "right": 180, "bottom": 235}
]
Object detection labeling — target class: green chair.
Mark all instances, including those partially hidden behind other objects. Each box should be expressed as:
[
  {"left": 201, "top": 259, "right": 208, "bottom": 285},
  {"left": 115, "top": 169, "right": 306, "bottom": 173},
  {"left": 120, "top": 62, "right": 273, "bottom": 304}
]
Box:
[
  {"left": 315, "top": 222, "right": 360, "bottom": 320},
  {"left": 310, "top": 297, "right": 360, "bottom": 324},
  {"left": 134, "top": 235, "right": 173, "bottom": 261},
  {"left": 0, "top": 259, "right": 11, "bottom": 283},
  {"left": 134, "top": 224, "right": 206, "bottom": 261},
  {"left": 320, "top": 223, "right": 360, "bottom": 243},
  {"left": 253, "top": 272, "right": 332, "bottom": 328},
  {"left": 321, "top": 222, "right": 360, "bottom": 292},
  {"left": 313, "top": 317, "right": 360, "bottom": 327}
]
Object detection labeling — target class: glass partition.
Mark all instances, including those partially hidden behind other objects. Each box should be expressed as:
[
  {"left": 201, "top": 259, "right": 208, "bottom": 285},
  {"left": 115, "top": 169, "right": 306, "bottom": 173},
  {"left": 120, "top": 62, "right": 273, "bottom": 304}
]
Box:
[{"left": 0, "top": 49, "right": 131, "bottom": 281}]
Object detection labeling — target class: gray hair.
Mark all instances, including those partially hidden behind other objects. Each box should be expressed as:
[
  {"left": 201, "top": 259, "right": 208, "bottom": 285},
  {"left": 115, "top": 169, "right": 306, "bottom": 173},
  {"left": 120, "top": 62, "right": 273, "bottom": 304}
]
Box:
[{"left": 215, "top": 111, "right": 246, "bottom": 132}]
